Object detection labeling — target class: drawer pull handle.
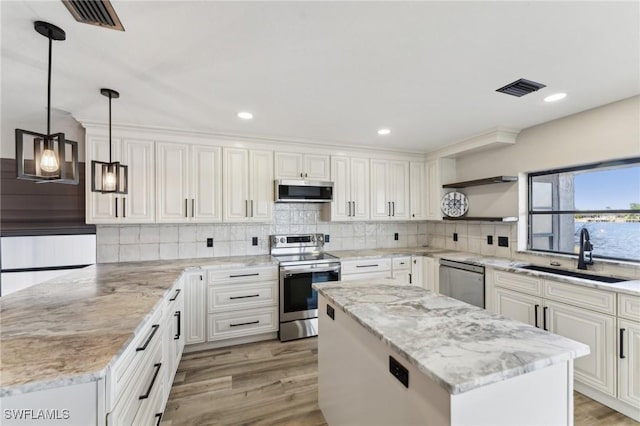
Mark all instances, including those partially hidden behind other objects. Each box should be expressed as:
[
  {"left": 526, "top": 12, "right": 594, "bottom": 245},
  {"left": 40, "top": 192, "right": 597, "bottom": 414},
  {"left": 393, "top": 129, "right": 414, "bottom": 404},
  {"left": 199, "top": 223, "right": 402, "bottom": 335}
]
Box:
[
  {"left": 230, "top": 320, "right": 259, "bottom": 327},
  {"left": 155, "top": 413, "right": 163, "bottom": 426},
  {"left": 174, "top": 311, "right": 181, "bottom": 340},
  {"left": 620, "top": 328, "right": 626, "bottom": 359},
  {"left": 542, "top": 306, "right": 548, "bottom": 331},
  {"left": 169, "top": 288, "right": 181, "bottom": 301},
  {"left": 230, "top": 294, "right": 260, "bottom": 300},
  {"left": 229, "top": 273, "right": 260, "bottom": 278},
  {"left": 139, "top": 363, "right": 162, "bottom": 400},
  {"left": 136, "top": 324, "right": 160, "bottom": 352},
  {"left": 534, "top": 304, "right": 540, "bottom": 328},
  {"left": 356, "top": 264, "right": 379, "bottom": 268}
]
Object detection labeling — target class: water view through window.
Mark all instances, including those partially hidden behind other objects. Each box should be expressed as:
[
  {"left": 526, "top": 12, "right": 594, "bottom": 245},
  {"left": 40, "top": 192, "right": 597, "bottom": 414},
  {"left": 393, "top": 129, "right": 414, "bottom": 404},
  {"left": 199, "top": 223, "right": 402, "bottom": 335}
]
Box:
[{"left": 529, "top": 158, "right": 640, "bottom": 262}]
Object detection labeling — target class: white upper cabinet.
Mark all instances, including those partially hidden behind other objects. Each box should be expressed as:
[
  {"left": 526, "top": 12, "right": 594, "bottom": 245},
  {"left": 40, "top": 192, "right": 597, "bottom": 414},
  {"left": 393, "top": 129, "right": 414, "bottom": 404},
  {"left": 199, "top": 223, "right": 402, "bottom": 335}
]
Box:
[
  {"left": 370, "top": 159, "right": 410, "bottom": 221},
  {"left": 223, "top": 148, "right": 273, "bottom": 222},
  {"left": 86, "top": 134, "right": 155, "bottom": 224},
  {"left": 409, "top": 161, "right": 427, "bottom": 220},
  {"left": 330, "top": 156, "right": 369, "bottom": 221},
  {"left": 156, "top": 142, "right": 222, "bottom": 223},
  {"left": 274, "top": 152, "right": 330, "bottom": 180},
  {"left": 425, "top": 158, "right": 456, "bottom": 221}
]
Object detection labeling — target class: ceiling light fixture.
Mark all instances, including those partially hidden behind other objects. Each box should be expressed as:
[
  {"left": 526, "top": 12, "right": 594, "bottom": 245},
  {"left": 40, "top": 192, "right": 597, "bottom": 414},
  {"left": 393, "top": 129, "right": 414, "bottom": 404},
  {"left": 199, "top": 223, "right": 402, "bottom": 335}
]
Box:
[
  {"left": 16, "top": 21, "right": 79, "bottom": 184},
  {"left": 91, "top": 89, "right": 128, "bottom": 194},
  {"left": 237, "top": 112, "right": 253, "bottom": 120},
  {"left": 544, "top": 93, "right": 567, "bottom": 103},
  {"left": 377, "top": 128, "right": 391, "bottom": 135}
]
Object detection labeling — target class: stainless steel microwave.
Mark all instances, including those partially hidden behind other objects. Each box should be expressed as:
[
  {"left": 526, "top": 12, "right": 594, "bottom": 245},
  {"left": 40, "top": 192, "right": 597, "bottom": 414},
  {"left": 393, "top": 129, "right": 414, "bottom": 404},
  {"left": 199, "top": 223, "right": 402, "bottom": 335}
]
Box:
[{"left": 274, "top": 180, "right": 333, "bottom": 203}]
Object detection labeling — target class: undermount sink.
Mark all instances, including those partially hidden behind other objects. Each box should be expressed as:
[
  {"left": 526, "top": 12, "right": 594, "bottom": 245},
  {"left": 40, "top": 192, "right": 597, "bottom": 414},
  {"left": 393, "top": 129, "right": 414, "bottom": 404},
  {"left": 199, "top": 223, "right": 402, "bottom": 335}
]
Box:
[{"left": 520, "top": 265, "right": 628, "bottom": 283}]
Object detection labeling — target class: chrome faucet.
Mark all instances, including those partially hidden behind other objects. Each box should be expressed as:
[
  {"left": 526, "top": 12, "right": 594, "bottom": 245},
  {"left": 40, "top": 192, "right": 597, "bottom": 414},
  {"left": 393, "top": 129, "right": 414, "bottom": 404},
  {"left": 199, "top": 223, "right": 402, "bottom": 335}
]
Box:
[{"left": 577, "top": 227, "right": 593, "bottom": 270}]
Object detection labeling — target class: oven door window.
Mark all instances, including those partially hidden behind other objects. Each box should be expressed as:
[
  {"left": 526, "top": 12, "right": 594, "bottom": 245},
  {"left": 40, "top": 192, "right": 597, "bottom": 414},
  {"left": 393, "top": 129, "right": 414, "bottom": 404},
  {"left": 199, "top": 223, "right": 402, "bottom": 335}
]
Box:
[{"left": 282, "top": 269, "right": 339, "bottom": 314}]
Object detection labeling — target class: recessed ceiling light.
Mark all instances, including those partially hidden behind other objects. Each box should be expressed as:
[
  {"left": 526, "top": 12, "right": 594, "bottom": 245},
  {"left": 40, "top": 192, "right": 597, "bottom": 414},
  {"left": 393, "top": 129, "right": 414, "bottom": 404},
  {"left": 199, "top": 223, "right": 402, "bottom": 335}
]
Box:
[
  {"left": 544, "top": 93, "right": 567, "bottom": 103},
  {"left": 377, "top": 128, "right": 391, "bottom": 135},
  {"left": 237, "top": 112, "right": 253, "bottom": 120}
]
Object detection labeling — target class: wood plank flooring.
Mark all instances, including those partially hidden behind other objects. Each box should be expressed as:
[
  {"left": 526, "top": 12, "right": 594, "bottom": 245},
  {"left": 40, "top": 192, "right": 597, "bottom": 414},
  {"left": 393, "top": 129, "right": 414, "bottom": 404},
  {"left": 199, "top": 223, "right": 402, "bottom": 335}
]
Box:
[{"left": 163, "top": 338, "right": 638, "bottom": 426}]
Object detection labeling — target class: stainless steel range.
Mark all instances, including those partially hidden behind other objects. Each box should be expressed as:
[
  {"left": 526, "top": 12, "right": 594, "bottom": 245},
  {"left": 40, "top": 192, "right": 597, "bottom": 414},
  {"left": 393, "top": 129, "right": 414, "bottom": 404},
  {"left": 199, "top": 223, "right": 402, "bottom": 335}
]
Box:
[{"left": 271, "top": 234, "right": 341, "bottom": 341}]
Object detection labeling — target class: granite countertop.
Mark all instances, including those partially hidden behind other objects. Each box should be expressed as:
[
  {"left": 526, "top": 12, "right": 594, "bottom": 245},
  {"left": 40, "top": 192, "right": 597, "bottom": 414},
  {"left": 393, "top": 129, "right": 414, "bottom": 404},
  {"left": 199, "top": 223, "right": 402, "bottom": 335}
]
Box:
[
  {"left": 329, "top": 248, "right": 640, "bottom": 296},
  {"left": 313, "top": 279, "right": 591, "bottom": 395},
  {"left": 0, "top": 255, "right": 276, "bottom": 397}
]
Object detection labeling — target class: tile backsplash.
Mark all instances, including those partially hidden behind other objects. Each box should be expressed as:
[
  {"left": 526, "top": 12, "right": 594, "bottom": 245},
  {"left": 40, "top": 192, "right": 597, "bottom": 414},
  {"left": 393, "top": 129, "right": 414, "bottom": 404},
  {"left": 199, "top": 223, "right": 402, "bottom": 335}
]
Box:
[{"left": 97, "top": 203, "right": 428, "bottom": 263}]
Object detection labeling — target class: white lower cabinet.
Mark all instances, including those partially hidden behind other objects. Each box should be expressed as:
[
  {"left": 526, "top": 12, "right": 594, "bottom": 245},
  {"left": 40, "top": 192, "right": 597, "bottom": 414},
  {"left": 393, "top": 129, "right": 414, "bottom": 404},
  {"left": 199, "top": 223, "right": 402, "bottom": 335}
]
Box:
[
  {"left": 489, "top": 268, "right": 639, "bottom": 421},
  {"left": 391, "top": 256, "right": 411, "bottom": 284},
  {"left": 184, "top": 272, "right": 206, "bottom": 345},
  {"left": 206, "top": 265, "right": 279, "bottom": 343},
  {"left": 410, "top": 256, "right": 424, "bottom": 286},
  {"left": 341, "top": 258, "right": 392, "bottom": 281}
]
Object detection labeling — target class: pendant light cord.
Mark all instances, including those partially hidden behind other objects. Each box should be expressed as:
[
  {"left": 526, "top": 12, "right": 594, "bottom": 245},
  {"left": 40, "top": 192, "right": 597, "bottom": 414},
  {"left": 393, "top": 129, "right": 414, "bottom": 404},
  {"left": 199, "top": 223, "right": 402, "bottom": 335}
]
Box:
[
  {"left": 47, "top": 34, "right": 52, "bottom": 137},
  {"left": 108, "top": 92, "right": 112, "bottom": 163}
]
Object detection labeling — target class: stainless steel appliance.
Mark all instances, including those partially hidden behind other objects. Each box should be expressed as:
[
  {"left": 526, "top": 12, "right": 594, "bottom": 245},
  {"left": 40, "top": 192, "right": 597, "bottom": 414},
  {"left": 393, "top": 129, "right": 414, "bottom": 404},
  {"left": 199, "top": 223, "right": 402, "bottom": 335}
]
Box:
[
  {"left": 439, "top": 259, "right": 485, "bottom": 308},
  {"left": 271, "top": 233, "right": 340, "bottom": 341},
  {"left": 274, "top": 180, "right": 333, "bottom": 203}
]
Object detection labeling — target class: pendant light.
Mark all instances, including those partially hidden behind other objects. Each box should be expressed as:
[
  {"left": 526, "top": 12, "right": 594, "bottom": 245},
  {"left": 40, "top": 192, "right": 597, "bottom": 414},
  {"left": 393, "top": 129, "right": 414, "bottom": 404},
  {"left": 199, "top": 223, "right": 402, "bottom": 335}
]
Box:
[
  {"left": 16, "top": 21, "right": 79, "bottom": 184},
  {"left": 91, "top": 88, "right": 128, "bottom": 194}
]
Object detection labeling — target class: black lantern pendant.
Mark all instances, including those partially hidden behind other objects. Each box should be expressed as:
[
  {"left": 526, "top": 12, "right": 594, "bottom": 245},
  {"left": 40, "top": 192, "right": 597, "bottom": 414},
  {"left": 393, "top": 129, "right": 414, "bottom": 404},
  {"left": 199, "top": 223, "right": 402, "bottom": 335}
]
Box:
[
  {"left": 16, "top": 21, "right": 79, "bottom": 184},
  {"left": 91, "top": 89, "right": 128, "bottom": 194}
]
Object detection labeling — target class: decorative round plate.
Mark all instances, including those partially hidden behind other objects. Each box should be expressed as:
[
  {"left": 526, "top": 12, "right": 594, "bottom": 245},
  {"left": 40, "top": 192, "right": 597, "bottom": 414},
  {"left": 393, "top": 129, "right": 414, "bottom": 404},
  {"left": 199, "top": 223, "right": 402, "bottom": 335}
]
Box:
[{"left": 441, "top": 191, "right": 469, "bottom": 218}]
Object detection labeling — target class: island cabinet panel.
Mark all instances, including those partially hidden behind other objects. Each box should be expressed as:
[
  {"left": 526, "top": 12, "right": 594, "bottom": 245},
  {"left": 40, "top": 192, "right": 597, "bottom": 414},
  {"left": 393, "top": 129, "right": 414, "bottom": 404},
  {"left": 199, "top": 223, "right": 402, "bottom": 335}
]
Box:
[
  {"left": 545, "top": 299, "right": 616, "bottom": 397},
  {"left": 317, "top": 294, "right": 575, "bottom": 426},
  {"left": 618, "top": 318, "right": 640, "bottom": 408}
]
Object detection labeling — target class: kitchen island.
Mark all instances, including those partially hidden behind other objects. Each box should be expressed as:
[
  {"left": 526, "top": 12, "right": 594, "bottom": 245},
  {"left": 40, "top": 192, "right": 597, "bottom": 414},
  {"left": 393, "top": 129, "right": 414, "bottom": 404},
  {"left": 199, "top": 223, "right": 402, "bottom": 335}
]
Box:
[{"left": 314, "top": 279, "right": 590, "bottom": 426}]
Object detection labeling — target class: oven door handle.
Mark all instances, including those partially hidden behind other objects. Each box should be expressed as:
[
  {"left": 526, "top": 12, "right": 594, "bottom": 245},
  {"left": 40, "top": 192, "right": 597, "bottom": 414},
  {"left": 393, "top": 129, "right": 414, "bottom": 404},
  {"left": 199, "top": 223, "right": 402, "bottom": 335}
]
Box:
[{"left": 281, "top": 265, "right": 341, "bottom": 275}]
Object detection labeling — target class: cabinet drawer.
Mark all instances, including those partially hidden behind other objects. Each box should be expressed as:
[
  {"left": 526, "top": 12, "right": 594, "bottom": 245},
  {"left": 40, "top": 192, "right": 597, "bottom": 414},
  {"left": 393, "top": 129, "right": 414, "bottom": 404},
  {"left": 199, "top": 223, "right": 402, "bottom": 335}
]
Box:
[
  {"left": 132, "top": 369, "right": 165, "bottom": 426},
  {"left": 341, "top": 271, "right": 391, "bottom": 282},
  {"left": 342, "top": 258, "right": 391, "bottom": 275},
  {"left": 207, "top": 307, "right": 278, "bottom": 341},
  {"left": 618, "top": 293, "right": 640, "bottom": 321},
  {"left": 208, "top": 281, "right": 278, "bottom": 313},
  {"left": 392, "top": 257, "right": 411, "bottom": 270},
  {"left": 108, "top": 307, "right": 163, "bottom": 410},
  {"left": 544, "top": 280, "right": 615, "bottom": 315},
  {"left": 494, "top": 271, "right": 543, "bottom": 296},
  {"left": 207, "top": 266, "right": 278, "bottom": 285}
]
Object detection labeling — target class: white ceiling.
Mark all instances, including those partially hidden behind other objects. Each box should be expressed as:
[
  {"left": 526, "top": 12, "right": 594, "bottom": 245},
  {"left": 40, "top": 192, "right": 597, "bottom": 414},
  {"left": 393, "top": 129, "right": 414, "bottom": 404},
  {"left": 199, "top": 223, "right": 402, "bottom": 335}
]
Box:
[{"left": 2, "top": 1, "right": 639, "bottom": 153}]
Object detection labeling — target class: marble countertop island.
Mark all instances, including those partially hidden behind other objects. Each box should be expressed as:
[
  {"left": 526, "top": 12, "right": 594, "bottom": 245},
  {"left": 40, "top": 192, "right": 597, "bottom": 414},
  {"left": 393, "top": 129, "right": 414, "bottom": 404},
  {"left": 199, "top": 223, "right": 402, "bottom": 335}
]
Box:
[
  {"left": 0, "top": 255, "right": 276, "bottom": 397},
  {"left": 314, "top": 278, "right": 590, "bottom": 395}
]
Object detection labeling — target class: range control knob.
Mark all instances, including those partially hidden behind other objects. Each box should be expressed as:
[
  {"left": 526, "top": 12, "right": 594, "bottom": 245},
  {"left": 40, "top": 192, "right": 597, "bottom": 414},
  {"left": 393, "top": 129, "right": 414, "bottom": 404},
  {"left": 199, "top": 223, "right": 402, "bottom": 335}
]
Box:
[
  {"left": 272, "top": 237, "right": 278, "bottom": 244},
  {"left": 318, "top": 235, "right": 324, "bottom": 242},
  {"left": 311, "top": 236, "right": 316, "bottom": 242},
  {"left": 280, "top": 237, "right": 285, "bottom": 243}
]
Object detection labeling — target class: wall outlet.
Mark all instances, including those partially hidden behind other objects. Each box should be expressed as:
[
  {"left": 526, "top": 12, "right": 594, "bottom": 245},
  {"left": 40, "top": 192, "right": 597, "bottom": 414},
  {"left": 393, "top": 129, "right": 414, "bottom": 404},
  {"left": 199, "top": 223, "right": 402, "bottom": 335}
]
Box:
[
  {"left": 252, "top": 237, "right": 258, "bottom": 246},
  {"left": 206, "top": 238, "right": 213, "bottom": 247},
  {"left": 394, "top": 233, "right": 399, "bottom": 241},
  {"left": 498, "top": 236, "right": 509, "bottom": 247},
  {"left": 453, "top": 233, "right": 458, "bottom": 242},
  {"left": 487, "top": 235, "right": 493, "bottom": 245},
  {"left": 325, "top": 234, "right": 330, "bottom": 243}
]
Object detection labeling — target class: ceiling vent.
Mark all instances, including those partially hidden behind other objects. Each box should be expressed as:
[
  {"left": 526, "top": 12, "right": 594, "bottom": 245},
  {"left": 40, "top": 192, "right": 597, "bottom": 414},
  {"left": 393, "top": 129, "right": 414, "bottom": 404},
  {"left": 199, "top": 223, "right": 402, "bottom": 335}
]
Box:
[
  {"left": 496, "top": 78, "right": 546, "bottom": 97},
  {"left": 62, "top": 0, "right": 124, "bottom": 31}
]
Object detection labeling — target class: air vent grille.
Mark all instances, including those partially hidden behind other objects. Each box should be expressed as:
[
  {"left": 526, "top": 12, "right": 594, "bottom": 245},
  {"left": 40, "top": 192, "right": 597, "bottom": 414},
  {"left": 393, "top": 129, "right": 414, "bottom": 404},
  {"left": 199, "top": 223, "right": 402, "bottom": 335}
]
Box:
[
  {"left": 62, "top": 0, "right": 124, "bottom": 31},
  {"left": 496, "top": 78, "right": 546, "bottom": 97}
]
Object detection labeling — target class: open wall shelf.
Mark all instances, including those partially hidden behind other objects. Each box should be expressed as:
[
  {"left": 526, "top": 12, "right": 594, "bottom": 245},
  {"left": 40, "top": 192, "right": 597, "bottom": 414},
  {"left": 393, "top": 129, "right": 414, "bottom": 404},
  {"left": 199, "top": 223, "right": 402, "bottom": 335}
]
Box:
[
  {"left": 443, "top": 216, "right": 518, "bottom": 222},
  {"left": 442, "top": 176, "right": 517, "bottom": 188}
]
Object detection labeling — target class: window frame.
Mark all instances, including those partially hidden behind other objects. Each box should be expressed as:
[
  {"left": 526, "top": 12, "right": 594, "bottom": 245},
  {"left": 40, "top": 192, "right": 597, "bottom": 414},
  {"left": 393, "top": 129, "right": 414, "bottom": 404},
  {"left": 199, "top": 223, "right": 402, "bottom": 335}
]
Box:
[{"left": 527, "top": 157, "right": 640, "bottom": 262}]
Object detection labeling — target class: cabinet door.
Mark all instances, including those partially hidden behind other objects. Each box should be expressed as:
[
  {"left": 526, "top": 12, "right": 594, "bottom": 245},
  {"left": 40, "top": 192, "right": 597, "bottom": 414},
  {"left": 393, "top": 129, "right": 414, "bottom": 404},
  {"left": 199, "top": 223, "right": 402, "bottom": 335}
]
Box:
[
  {"left": 422, "top": 257, "right": 437, "bottom": 292},
  {"left": 409, "top": 162, "right": 427, "bottom": 220},
  {"left": 274, "top": 152, "right": 303, "bottom": 179},
  {"left": 494, "top": 287, "right": 541, "bottom": 327},
  {"left": 392, "top": 270, "right": 411, "bottom": 284},
  {"left": 86, "top": 136, "right": 120, "bottom": 223},
  {"left": 350, "top": 157, "right": 370, "bottom": 221},
  {"left": 122, "top": 139, "right": 154, "bottom": 223},
  {"left": 191, "top": 145, "right": 222, "bottom": 222},
  {"left": 249, "top": 150, "right": 273, "bottom": 222},
  {"left": 411, "top": 256, "right": 424, "bottom": 287},
  {"left": 330, "top": 156, "right": 351, "bottom": 221},
  {"left": 223, "top": 148, "right": 249, "bottom": 222},
  {"left": 618, "top": 318, "right": 640, "bottom": 408},
  {"left": 304, "top": 154, "right": 331, "bottom": 180},
  {"left": 545, "top": 300, "right": 616, "bottom": 396},
  {"left": 185, "top": 273, "right": 206, "bottom": 345},
  {"left": 156, "top": 142, "right": 189, "bottom": 222},
  {"left": 425, "top": 159, "right": 442, "bottom": 220},
  {"left": 388, "top": 160, "right": 410, "bottom": 220},
  {"left": 370, "top": 160, "right": 389, "bottom": 220}
]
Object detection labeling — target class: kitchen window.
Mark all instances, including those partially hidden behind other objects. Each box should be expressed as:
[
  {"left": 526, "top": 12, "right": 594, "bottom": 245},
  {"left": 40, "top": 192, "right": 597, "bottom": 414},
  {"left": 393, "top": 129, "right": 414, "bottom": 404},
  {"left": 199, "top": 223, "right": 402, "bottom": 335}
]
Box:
[{"left": 528, "top": 157, "right": 640, "bottom": 262}]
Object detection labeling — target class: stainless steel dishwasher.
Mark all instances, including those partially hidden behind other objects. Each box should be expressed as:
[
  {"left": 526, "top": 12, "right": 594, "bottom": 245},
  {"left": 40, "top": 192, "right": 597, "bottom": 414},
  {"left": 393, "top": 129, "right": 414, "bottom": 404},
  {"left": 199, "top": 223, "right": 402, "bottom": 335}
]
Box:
[{"left": 439, "top": 259, "right": 485, "bottom": 308}]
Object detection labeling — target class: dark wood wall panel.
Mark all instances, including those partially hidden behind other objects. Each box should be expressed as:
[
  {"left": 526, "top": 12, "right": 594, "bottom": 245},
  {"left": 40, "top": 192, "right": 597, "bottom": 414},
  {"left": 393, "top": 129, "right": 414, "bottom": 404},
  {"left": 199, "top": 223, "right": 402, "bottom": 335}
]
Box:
[{"left": 1, "top": 158, "right": 95, "bottom": 236}]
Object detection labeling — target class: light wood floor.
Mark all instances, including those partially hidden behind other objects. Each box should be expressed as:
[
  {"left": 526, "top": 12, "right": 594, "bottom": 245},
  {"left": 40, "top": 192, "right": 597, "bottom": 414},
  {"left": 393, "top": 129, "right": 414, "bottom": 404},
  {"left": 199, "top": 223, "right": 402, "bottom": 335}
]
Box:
[{"left": 163, "top": 338, "right": 638, "bottom": 426}]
